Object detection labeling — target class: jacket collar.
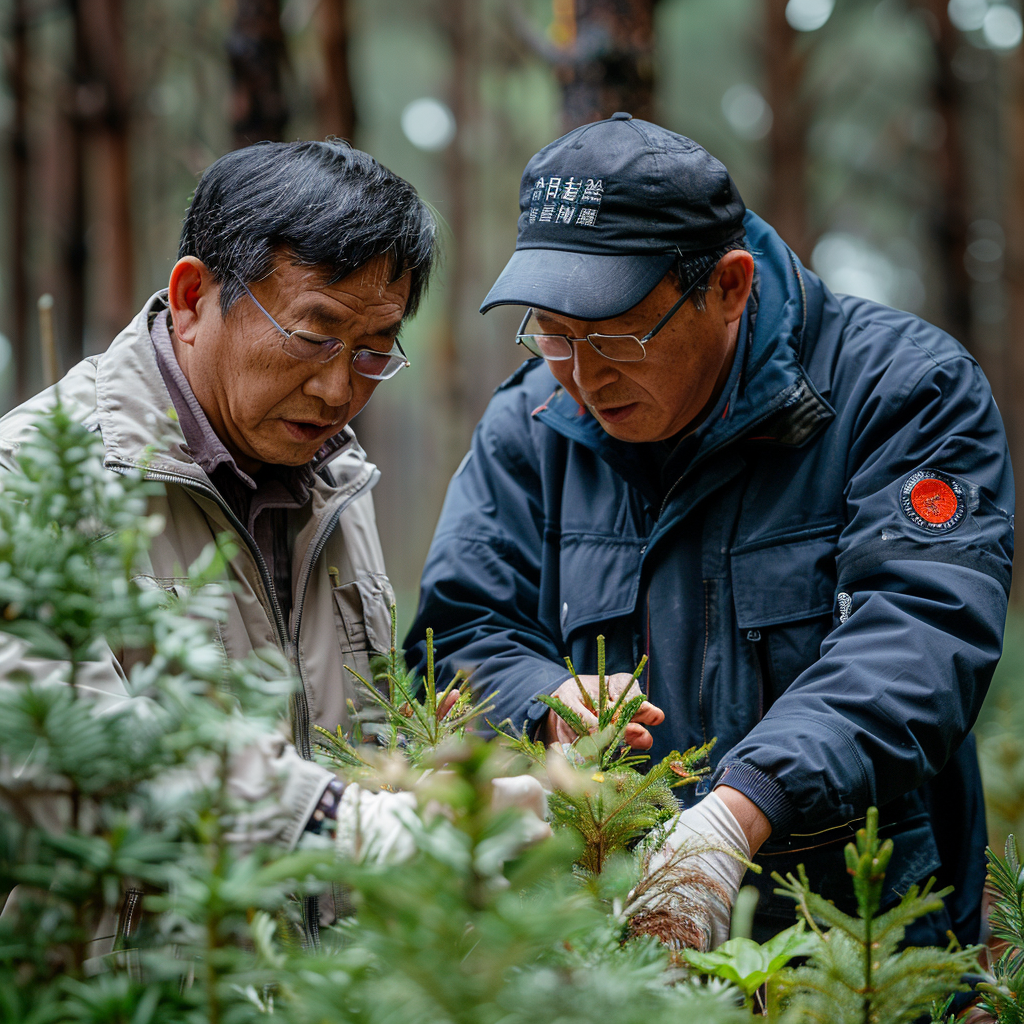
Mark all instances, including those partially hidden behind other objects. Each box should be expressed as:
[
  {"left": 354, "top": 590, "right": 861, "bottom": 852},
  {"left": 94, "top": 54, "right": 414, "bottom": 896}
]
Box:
[
  {"left": 534, "top": 212, "right": 835, "bottom": 492},
  {"left": 94, "top": 291, "right": 371, "bottom": 495}
]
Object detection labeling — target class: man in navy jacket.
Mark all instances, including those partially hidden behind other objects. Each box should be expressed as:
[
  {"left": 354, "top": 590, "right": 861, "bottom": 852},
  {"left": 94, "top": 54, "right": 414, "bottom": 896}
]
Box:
[{"left": 406, "top": 113, "right": 1014, "bottom": 947}]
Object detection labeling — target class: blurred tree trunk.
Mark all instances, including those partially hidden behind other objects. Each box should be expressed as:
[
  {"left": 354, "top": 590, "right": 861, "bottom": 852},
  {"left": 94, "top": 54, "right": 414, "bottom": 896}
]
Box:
[
  {"left": 316, "top": 0, "right": 356, "bottom": 140},
  {"left": 1004, "top": 45, "right": 1024, "bottom": 603},
  {"left": 80, "top": 0, "right": 134, "bottom": 347},
  {"left": 763, "top": 0, "right": 811, "bottom": 263},
  {"left": 917, "top": 0, "right": 972, "bottom": 350},
  {"left": 60, "top": 0, "right": 134, "bottom": 369},
  {"left": 8, "top": 0, "right": 30, "bottom": 399},
  {"left": 554, "top": 0, "right": 656, "bottom": 131},
  {"left": 436, "top": 0, "right": 479, "bottom": 467},
  {"left": 228, "top": 0, "right": 289, "bottom": 147}
]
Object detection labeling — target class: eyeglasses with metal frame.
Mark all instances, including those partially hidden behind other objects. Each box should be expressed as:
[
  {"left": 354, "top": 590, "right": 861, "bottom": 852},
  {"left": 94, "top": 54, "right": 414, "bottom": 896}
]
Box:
[
  {"left": 515, "top": 264, "right": 715, "bottom": 363},
  {"left": 233, "top": 273, "right": 411, "bottom": 381}
]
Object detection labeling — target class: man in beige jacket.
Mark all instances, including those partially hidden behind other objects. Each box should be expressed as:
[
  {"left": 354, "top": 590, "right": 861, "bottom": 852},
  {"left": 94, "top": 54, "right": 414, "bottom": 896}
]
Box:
[{"left": 0, "top": 141, "right": 544, "bottom": 887}]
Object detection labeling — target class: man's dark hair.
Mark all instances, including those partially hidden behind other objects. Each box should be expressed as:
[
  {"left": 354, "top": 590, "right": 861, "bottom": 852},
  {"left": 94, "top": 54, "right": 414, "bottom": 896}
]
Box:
[
  {"left": 672, "top": 235, "right": 751, "bottom": 311},
  {"left": 178, "top": 139, "right": 438, "bottom": 318}
]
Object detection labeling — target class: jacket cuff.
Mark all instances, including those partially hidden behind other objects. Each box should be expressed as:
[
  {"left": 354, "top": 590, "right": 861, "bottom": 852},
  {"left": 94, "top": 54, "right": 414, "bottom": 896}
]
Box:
[
  {"left": 282, "top": 759, "right": 335, "bottom": 851},
  {"left": 712, "top": 760, "right": 798, "bottom": 838}
]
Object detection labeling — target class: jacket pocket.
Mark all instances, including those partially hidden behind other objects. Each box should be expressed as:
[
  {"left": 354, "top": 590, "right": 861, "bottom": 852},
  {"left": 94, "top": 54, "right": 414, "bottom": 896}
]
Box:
[
  {"left": 558, "top": 534, "right": 644, "bottom": 642},
  {"left": 748, "top": 810, "right": 941, "bottom": 925},
  {"left": 331, "top": 571, "right": 395, "bottom": 657},
  {"left": 731, "top": 534, "right": 837, "bottom": 629},
  {"left": 730, "top": 533, "right": 838, "bottom": 705}
]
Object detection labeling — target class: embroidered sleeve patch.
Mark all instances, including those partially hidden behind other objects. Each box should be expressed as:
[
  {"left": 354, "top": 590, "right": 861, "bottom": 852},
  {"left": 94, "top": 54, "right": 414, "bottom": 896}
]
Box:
[{"left": 899, "top": 470, "right": 967, "bottom": 531}]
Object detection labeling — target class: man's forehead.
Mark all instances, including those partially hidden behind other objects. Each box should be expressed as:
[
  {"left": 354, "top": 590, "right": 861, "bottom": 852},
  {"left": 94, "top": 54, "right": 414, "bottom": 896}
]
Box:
[{"left": 265, "top": 257, "right": 410, "bottom": 314}]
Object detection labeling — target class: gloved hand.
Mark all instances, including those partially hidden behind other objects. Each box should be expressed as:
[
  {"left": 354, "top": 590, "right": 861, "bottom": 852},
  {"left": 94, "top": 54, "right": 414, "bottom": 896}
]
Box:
[
  {"left": 333, "top": 775, "right": 551, "bottom": 865},
  {"left": 628, "top": 790, "right": 750, "bottom": 951},
  {"left": 333, "top": 784, "right": 419, "bottom": 864},
  {"left": 490, "top": 774, "right": 552, "bottom": 844}
]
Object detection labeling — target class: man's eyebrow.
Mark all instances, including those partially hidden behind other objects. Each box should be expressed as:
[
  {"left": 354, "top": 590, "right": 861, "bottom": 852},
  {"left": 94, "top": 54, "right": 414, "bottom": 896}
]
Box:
[{"left": 294, "top": 302, "right": 403, "bottom": 337}]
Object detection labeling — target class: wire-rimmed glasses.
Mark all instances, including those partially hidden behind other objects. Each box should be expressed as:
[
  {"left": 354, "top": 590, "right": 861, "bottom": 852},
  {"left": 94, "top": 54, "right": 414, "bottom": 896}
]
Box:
[
  {"left": 234, "top": 274, "right": 410, "bottom": 381},
  {"left": 515, "top": 264, "right": 714, "bottom": 363}
]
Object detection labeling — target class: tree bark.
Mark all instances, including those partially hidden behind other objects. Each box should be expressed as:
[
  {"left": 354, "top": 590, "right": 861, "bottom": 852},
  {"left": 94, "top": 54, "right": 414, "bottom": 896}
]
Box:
[
  {"left": 763, "top": 0, "right": 811, "bottom": 263},
  {"left": 1003, "top": 45, "right": 1024, "bottom": 603},
  {"left": 316, "top": 0, "right": 356, "bottom": 140},
  {"left": 554, "top": 0, "right": 656, "bottom": 131},
  {"left": 228, "top": 0, "right": 289, "bottom": 147},
  {"left": 917, "top": 0, "right": 972, "bottom": 350},
  {"left": 78, "top": 0, "right": 134, "bottom": 349},
  {"left": 8, "top": 0, "right": 30, "bottom": 399}
]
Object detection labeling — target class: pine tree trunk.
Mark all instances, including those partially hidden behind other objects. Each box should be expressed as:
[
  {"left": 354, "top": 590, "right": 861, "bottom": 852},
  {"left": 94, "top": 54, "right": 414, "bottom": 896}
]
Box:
[
  {"left": 917, "top": 0, "right": 973, "bottom": 350},
  {"left": 1004, "top": 45, "right": 1024, "bottom": 604},
  {"left": 8, "top": 0, "right": 30, "bottom": 399},
  {"left": 556, "top": 0, "right": 656, "bottom": 131},
  {"left": 228, "top": 0, "right": 289, "bottom": 147},
  {"left": 79, "top": 0, "right": 134, "bottom": 349},
  {"left": 763, "top": 0, "right": 811, "bottom": 263},
  {"left": 438, "top": 0, "right": 477, "bottom": 458},
  {"left": 316, "top": 0, "right": 356, "bottom": 141},
  {"left": 64, "top": 0, "right": 90, "bottom": 371}
]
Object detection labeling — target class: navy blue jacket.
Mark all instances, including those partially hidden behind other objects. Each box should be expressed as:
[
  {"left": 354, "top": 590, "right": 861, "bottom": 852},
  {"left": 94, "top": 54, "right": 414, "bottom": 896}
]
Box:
[{"left": 406, "top": 213, "right": 1014, "bottom": 943}]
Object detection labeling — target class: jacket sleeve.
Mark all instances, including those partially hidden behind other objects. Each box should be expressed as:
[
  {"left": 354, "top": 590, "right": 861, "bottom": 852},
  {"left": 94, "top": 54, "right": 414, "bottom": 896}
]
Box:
[
  {"left": 404, "top": 382, "right": 570, "bottom": 733},
  {"left": 714, "top": 349, "right": 1014, "bottom": 837},
  {"left": 0, "top": 635, "right": 332, "bottom": 853}
]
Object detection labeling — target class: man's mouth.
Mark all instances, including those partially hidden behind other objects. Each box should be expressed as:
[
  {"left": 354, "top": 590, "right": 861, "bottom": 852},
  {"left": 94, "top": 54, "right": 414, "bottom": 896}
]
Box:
[
  {"left": 594, "top": 402, "right": 639, "bottom": 424},
  {"left": 281, "top": 419, "right": 341, "bottom": 442}
]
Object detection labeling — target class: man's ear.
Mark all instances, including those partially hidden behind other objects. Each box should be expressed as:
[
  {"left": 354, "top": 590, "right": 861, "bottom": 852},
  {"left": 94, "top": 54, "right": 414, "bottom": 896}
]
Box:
[
  {"left": 168, "top": 257, "right": 215, "bottom": 346},
  {"left": 711, "top": 249, "right": 755, "bottom": 325}
]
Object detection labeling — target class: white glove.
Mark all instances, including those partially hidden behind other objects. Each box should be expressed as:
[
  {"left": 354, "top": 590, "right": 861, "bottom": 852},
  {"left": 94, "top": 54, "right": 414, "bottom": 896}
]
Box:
[
  {"left": 490, "top": 775, "right": 551, "bottom": 844},
  {"left": 333, "top": 784, "right": 419, "bottom": 865},
  {"left": 334, "top": 775, "right": 551, "bottom": 867},
  {"left": 629, "top": 791, "right": 750, "bottom": 951}
]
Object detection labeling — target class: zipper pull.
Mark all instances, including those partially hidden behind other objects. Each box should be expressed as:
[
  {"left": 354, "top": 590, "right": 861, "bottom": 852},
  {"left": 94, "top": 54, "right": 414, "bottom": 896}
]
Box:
[
  {"left": 283, "top": 640, "right": 298, "bottom": 667},
  {"left": 329, "top": 566, "right": 340, "bottom": 588}
]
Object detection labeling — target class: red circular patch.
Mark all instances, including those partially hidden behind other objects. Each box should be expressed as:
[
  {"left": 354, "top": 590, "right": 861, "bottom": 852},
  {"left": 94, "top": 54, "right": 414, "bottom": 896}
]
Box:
[{"left": 910, "top": 478, "right": 959, "bottom": 524}]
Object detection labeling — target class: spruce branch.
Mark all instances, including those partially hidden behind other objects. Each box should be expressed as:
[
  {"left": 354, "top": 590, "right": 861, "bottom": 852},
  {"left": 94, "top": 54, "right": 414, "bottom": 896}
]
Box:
[{"left": 769, "top": 807, "right": 982, "bottom": 1024}]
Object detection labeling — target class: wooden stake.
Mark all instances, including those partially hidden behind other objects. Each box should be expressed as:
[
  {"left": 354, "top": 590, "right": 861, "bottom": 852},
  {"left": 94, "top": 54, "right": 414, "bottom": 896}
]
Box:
[{"left": 38, "top": 294, "right": 58, "bottom": 387}]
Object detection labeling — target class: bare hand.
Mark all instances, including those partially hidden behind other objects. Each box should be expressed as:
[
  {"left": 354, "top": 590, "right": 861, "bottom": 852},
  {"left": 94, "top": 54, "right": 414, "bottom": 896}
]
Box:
[
  {"left": 542, "top": 673, "right": 665, "bottom": 749},
  {"left": 437, "top": 689, "right": 461, "bottom": 720}
]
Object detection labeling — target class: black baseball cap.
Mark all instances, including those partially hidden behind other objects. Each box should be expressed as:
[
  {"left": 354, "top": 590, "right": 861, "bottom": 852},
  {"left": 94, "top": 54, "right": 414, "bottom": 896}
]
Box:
[{"left": 480, "top": 113, "right": 746, "bottom": 320}]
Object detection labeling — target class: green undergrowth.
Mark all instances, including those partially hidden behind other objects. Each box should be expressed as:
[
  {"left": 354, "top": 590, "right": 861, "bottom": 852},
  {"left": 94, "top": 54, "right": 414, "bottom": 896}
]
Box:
[{"left": 0, "top": 399, "right": 1021, "bottom": 1023}]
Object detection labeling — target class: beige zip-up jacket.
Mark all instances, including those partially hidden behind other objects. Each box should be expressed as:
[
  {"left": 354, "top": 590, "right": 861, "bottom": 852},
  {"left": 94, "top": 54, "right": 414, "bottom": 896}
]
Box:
[{"left": 0, "top": 292, "right": 395, "bottom": 851}]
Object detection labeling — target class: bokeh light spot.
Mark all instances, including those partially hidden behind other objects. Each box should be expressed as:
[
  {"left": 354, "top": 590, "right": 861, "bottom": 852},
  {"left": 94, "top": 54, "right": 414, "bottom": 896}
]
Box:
[
  {"left": 983, "top": 4, "right": 1023, "bottom": 48},
  {"left": 785, "top": 0, "right": 835, "bottom": 31},
  {"left": 401, "top": 98, "right": 457, "bottom": 151}
]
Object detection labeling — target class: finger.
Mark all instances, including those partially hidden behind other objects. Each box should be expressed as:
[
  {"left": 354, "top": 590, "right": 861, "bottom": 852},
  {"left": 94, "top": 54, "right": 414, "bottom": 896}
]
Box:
[
  {"left": 631, "top": 700, "right": 665, "bottom": 726},
  {"left": 607, "top": 672, "right": 644, "bottom": 698},
  {"left": 542, "top": 710, "right": 560, "bottom": 745},
  {"left": 436, "top": 689, "right": 460, "bottom": 720},
  {"left": 555, "top": 716, "right": 577, "bottom": 745},
  {"left": 623, "top": 722, "right": 654, "bottom": 750}
]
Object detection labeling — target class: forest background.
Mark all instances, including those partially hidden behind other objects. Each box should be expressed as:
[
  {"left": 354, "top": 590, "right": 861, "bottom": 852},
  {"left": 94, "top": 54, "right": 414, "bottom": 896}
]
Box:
[{"left": 2, "top": 0, "right": 1024, "bottom": 838}]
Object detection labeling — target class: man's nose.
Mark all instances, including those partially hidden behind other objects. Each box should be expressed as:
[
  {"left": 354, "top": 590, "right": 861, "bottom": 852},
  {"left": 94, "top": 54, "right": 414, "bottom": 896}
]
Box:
[
  {"left": 572, "top": 339, "right": 618, "bottom": 392},
  {"left": 303, "top": 354, "right": 355, "bottom": 408}
]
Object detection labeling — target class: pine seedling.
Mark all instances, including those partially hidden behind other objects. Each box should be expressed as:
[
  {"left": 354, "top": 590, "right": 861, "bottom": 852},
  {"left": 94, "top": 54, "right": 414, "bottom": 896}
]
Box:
[
  {"left": 768, "top": 806, "right": 982, "bottom": 1023},
  {"left": 316, "top": 606, "right": 496, "bottom": 770},
  {"left": 976, "top": 835, "right": 1024, "bottom": 1022},
  {"left": 535, "top": 634, "right": 651, "bottom": 772},
  {"left": 498, "top": 635, "right": 714, "bottom": 876}
]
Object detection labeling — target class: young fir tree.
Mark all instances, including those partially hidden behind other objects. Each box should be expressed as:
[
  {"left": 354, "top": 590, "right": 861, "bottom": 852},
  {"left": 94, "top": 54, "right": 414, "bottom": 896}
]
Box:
[
  {"left": 0, "top": 398, "right": 760, "bottom": 1024},
  {"left": 766, "top": 806, "right": 982, "bottom": 1023},
  {"left": 976, "top": 835, "right": 1024, "bottom": 1022},
  {"left": 0, "top": 399, "right": 989, "bottom": 1024},
  {"left": 499, "top": 634, "right": 715, "bottom": 875}
]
